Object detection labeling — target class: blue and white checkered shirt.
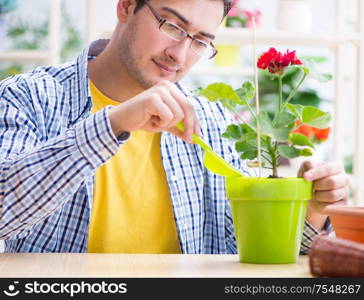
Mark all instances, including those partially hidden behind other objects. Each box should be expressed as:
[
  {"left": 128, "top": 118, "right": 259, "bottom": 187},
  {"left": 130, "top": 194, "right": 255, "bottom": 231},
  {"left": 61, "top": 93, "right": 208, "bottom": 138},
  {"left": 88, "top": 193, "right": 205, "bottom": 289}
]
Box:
[{"left": 0, "top": 40, "right": 319, "bottom": 253}]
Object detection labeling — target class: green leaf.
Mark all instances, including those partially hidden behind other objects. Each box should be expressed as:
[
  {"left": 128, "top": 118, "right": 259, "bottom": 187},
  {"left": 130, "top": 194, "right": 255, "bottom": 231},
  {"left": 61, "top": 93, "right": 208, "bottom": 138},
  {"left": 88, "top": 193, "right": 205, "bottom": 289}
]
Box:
[
  {"left": 311, "top": 73, "right": 333, "bottom": 83},
  {"left": 289, "top": 133, "right": 315, "bottom": 149},
  {"left": 278, "top": 145, "right": 313, "bottom": 158},
  {"left": 260, "top": 134, "right": 272, "bottom": 151},
  {"left": 239, "top": 123, "right": 256, "bottom": 134},
  {"left": 301, "top": 56, "right": 328, "bottom": 66},
  {"left": 199, "top": 83, "right": 238, "bottom": 101},
  {"left": 278, "top": 145, "right": 301, "bottom": 159},
  {"left": 222, "top": 124, "right": 256, "bottom": 141},
  {"left": 286, "top": 65, "right": 310, "bottom": 75},
  {"left": 240, "top": 151, "right": 258, "bottom": 160},
  {"left": 290, "top": 91, "right": 321, "bottom": 108},
  {"left": 258, "top": 111, "right": 294, "bottom": 142},
  {"left": 235, "top": 141, "right": 256, "bottom": 153},
  {"left": 222, "top": 124, "right": 242, "bottom": 141},
  {"left": 302, "top": 106, "right": 331, "bottom": 129},
  {"left": 243, "top": 132, "right": 259, "bottom": 144},
  {"left": 273, "top": 111, "right": 296, "bottom": 128},
  {"left": 301, "top": 148, "right": 314, "bottom": 156},
  {"left": 246, "top": 133, "right": 272, "bottom": 152},
  {"left": 286, "top": 103, "right": 304, "bottom": 121},
  {"left": 300, "top": 66, "right": 310, "bottom": 75},
  {"left": 199, "top": 83, "right": 241, "bottom": 110},
  {"left": 235, "top": 81, "right": 255, "bottom": 105},
  {"left": 300, "top": 57, "right": 332, "bottom": 83}
]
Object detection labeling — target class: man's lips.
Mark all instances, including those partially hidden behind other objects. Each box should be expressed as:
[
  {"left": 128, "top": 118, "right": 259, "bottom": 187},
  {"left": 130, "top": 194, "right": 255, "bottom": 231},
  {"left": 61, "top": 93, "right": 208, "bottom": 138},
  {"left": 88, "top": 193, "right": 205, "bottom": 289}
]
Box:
[{"left": 152, "top": 59, "right": 179, "bottom": 74}]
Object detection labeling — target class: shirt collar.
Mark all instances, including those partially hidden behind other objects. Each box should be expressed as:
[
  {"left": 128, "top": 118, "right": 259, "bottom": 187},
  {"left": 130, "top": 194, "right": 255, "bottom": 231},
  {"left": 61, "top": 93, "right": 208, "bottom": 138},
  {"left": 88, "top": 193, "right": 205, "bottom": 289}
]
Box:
[{"left": 72, "top": 39, "right": 110, "bottom": 123}]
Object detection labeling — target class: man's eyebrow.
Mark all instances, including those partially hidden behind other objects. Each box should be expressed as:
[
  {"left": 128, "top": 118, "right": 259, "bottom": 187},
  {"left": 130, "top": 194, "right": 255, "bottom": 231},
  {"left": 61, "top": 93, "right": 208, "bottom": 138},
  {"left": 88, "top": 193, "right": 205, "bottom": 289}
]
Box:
[
  {"left": 161, "top": 6, "right": 216, "bottom": 40},
  {"left": 200, "top": 32, "right": 215, "bottom": 40},
  {"left": 161, "top": 7, "right": 190, "bottom": 25}
]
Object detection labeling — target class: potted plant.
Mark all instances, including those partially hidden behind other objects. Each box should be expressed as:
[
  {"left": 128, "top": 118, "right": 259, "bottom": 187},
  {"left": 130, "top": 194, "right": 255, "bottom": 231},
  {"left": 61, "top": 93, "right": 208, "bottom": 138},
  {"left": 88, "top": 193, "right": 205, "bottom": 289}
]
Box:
[
  {"left": 0, "top": 0, "right": 19, "bottom": 50},
  {"left": 199, "top": 47, "right": 331, "bottom": 263},
  {"left": 258, "top": 55, "right": 332, "bottom": 169}
]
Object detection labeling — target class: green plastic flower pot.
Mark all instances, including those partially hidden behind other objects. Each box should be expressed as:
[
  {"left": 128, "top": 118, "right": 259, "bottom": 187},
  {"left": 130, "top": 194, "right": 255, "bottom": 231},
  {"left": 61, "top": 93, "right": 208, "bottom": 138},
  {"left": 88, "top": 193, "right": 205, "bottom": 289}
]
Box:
[{"left": 226, "top": 177, "right": 312, "bottom": 264}]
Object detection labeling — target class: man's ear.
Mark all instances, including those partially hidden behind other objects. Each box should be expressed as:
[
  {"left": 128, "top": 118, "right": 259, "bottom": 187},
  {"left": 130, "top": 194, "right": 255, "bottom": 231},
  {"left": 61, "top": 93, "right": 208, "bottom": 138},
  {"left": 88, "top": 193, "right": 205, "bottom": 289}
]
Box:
[{"left": 117, "top": 0, "right": 137, "bottom": 23}]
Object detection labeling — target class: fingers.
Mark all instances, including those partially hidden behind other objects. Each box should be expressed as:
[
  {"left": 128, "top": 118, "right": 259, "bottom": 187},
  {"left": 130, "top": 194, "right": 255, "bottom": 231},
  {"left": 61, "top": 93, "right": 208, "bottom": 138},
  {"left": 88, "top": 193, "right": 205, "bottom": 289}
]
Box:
[
  {"left": 313, "top": 187, "right": 350, "bottom": 203},
  {"left": 313, "top": 173, "right": 350, "bottom": 191},
  {"left": 146, "top": 84, "right": 185, "bottom": 130},
  {"left": 297, "top": 160, "right": 316, "bottom": 178},
  {"left": 161, "top": 81, "right": 200, "bottom": 141},
  {"left": 302, "top": 161, "right": 350, "bottom": 221},
  {"left": 121, "top": 80, "right": 200, "bottom": 142},
  {"left": 303, "top": 161, "right": 344, "bottom": 181},
  {"left": 157, "top": 87, "right": 185, "bottom": 128},
  {"left": 308, "top": 198, "right": 347, "bottom": 215},
  {"left": 165, "top": 127, "right": 189, "bottom": 143},
  {"left": 149, "top": 95, "right": 175, "bottom": 129}
]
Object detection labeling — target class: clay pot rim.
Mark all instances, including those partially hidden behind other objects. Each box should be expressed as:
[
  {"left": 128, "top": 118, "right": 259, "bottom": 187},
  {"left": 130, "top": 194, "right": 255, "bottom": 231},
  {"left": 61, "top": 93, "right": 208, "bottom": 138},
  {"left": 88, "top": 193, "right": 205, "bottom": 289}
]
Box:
[{"left": 325, "top": 206, "right": 364, "bottom": 218}]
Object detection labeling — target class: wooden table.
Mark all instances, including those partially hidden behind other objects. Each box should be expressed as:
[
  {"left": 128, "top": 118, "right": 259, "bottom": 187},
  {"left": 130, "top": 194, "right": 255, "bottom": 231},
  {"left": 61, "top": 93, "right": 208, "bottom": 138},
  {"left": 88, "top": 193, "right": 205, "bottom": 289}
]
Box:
[{"left": 0, "top": 254, "right": 311, "bottom": 277}]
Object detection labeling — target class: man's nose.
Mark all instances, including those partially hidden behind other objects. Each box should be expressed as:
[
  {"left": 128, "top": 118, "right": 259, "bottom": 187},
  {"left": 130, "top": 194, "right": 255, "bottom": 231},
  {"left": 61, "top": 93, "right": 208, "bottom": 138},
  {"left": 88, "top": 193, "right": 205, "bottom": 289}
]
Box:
[{"left": 164, "top": 38, "right": 191, "bottom": 65}]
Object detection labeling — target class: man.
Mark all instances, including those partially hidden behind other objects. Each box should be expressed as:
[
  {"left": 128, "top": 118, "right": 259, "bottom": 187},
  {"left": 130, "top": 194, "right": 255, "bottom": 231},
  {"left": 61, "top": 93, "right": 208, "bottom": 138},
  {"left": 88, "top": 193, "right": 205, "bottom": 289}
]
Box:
[{"left": 0, "top": 0, "right": 349, "bottom": 253}]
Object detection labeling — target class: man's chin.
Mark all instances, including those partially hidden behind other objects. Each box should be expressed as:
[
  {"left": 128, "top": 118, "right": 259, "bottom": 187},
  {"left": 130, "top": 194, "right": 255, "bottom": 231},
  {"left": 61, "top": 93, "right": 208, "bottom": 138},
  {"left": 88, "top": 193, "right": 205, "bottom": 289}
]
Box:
[
  {"left": 144, "top": 75, "right": 180, "bottom": 87},
  {"left": 158, "top": 72, "right": 185, "bottom": 84},
  {"left": 134, "top": 69, "right": 185, "bottom": 89}
]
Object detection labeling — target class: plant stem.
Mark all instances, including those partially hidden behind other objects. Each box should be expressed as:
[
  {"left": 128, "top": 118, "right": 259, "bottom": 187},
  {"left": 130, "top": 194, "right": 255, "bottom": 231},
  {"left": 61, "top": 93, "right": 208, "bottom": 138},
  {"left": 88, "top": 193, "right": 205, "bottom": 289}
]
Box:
[
  {"left": 278, "top": 75, "right": 283, "bottom": 111},
  {"left": 232, "top": 104, "right": 257, "bottom": 121},
  {"left": 282, "top": 71, "right": 308, "bottom": 108},
  {"left": 270, "top": 142, "right": 279, "bottom": 178},
  {"left": 245, "top": 102, "right": 257, "bottom": 119}
]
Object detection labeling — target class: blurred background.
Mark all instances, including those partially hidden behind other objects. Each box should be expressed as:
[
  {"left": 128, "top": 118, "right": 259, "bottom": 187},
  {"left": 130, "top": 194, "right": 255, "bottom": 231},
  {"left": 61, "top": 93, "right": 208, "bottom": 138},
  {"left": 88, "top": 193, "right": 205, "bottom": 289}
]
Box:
[{"left": 0, "top": 0, "right": 363, "bottom": 251}]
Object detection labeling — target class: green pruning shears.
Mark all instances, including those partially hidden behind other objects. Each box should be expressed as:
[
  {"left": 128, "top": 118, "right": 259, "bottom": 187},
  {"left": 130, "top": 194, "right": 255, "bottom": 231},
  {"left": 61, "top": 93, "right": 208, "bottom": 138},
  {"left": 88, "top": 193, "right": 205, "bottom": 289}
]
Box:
[{"left": 175, "top": 121, "right": 243, "bottom": 177}]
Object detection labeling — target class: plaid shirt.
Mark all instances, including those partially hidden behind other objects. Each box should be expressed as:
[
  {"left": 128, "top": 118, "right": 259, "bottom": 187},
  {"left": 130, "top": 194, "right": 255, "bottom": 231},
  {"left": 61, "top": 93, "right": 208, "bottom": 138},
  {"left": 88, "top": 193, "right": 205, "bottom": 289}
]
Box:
[{"left": 0, "top": 40, "right": 319, "bottom": 253}]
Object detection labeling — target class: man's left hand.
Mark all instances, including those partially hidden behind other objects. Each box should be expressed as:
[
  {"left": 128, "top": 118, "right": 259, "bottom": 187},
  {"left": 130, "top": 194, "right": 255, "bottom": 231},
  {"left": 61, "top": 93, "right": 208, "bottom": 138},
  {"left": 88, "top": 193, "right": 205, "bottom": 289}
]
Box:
[{"left": 298, "top": 160, "right": 350, "bottom": 231}]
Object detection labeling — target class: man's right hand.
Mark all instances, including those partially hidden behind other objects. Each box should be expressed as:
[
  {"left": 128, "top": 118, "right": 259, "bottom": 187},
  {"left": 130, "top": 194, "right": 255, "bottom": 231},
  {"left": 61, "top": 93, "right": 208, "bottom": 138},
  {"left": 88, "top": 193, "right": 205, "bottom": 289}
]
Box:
[{"left": 108, "top": 80, "right": 200, "bottom": 143}]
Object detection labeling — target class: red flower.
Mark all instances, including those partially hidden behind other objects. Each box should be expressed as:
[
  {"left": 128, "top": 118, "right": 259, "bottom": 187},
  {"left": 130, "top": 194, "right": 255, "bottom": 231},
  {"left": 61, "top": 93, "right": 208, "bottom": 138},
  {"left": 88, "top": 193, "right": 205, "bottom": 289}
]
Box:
[
  {"left": 257, "top": 47, "right": 303, "bottom": 75},
  {"left": 293, "top": 123, "right": 313, "bottom": 138},
  {"left": 312, "top": 127, "right": 330, "bottom": 141},
  {"left": 292, "top": 121, "right": 330, "bottom": 142}
]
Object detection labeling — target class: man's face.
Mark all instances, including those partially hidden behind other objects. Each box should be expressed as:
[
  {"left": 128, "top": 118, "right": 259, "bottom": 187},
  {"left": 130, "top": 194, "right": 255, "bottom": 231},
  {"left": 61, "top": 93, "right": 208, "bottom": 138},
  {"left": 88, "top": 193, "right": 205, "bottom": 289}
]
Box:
[{"left": 118, "top": 0, "right": 223, "bottom": 89}]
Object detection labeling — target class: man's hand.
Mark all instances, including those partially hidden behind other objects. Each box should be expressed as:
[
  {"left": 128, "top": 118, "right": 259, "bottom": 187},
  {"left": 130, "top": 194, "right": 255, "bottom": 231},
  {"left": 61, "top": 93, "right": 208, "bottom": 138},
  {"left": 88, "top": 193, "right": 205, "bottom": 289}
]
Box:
[
  {"left": 298, "top": 160, "right": 350, "bottom": 230},
  {"left": 108, "top": 80, "right": 200, "bottom": 143}
]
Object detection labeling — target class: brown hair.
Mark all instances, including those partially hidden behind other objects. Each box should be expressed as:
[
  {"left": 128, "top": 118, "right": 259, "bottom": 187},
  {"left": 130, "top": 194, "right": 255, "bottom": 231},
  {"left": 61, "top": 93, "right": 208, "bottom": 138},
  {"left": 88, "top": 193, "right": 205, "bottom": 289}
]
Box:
[{"left": 133, "top": 0, "right": 233, "bottom": 18}]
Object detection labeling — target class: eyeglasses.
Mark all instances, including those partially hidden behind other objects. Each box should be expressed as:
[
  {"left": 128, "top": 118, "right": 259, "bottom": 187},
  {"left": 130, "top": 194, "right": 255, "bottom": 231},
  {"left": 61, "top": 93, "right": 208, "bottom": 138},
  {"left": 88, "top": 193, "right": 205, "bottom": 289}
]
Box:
[{"left": 143, "top": 0, "right": 218, "bottom": 59}]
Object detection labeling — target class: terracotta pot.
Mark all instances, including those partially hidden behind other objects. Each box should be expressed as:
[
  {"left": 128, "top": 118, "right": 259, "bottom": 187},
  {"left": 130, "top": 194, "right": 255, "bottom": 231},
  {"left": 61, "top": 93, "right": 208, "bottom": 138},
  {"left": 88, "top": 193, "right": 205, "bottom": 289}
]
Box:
[{"left": 325, "top": 206, "right": 364, "bottom": 244}]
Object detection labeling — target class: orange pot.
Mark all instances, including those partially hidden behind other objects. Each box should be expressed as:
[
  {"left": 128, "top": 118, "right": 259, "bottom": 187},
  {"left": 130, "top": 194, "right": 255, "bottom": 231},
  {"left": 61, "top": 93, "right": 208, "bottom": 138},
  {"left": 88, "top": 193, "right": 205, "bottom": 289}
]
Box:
[{"left": 325, "top": 206, "right": 364, "bottom": 244}]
